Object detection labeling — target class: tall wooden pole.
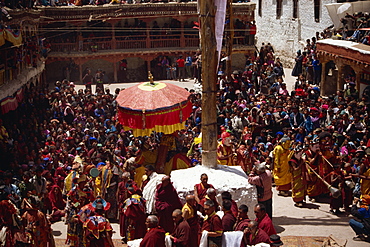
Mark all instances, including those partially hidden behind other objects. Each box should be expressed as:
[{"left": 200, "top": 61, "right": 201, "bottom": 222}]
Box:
[
  {"left": 200, "top": 0, "right": 218, "bottom": 168},
  {"left": 225, "top": 0, "right": 234, "bottom": 79}
]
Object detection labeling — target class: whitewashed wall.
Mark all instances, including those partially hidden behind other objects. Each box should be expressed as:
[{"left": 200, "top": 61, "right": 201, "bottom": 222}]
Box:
[{"left": 251, "top": 0, "right": 336, "bottom": 66}]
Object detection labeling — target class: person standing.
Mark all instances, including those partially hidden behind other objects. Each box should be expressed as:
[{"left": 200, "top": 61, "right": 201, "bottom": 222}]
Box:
[
  {"left": 83, "top": 201, "right": 114, "bottom": 247},
  {"left": 217, "top": 131, "right": 235, "bottom": 166},
  {"left": 177, "top": 55, "right": 185, "bottom": 82},
  {"left": 170, "top": 209, "right": 191, "bottom": 247},
  {"left": 95, "top": 69, "right": 104, "bottom": 94},
  {"left": 120, "top": 187, "right": 146, "bottom": 242},
  {"left": 200, "top": 200, "right": 223, "bottom": 247},
  {"left": 140, "top": 215, "right": 166, "bottom": 247},
  {"left": 288, "top": 145, "right": 307, "bottom": 208},
  {"left": 273, "top": 135, "right": 292, "bottom": 197},
  {"left": 248, "top": 163, "right": 273, "bottom": 219},
  {"left": 182, "top": 195, "right": 199, "bottom": 247},
  {"left": 22, "top": 196, "right": 54, "bottom": 247},
  {"left": 100, "top": 160, "right": 120, "bottom": 220},
  {"left": 155, "top": 176, "right": 183, "bottom": 233},
  {"left": 142, "top": 165, "right": 163, "bottom": 215},
  {"left": 312, "top": 55, "right": 321, "bottom": 85},
  {"left": 185, "top": 53, "right": 192, "bottom": 79},
  {"left": 291, "top": 50, "right": 303, "bottom": 77},
  {"left": 221, "top": 200, "right": 236, "bottom": 231}
]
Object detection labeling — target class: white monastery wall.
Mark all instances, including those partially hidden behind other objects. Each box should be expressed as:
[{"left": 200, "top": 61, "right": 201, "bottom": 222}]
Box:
[{"left": 252, "top": 0, "right": 336, "bottom": 66}]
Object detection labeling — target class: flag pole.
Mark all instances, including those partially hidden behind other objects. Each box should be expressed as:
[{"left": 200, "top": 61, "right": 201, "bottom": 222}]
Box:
[{"left": 199, "top": 0, "right": 218, "bottom": 168}]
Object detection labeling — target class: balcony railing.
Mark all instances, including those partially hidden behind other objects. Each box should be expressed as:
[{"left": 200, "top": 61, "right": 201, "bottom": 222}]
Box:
[
  {"left": 49, "top": 34, "right": 255, "bottom": 53},
  {"left": 51, "top": 35, "right": 199, "bottom": 53}
]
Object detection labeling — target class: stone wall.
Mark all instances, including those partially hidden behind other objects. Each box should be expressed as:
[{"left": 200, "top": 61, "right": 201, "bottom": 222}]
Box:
[{"left": 251, "top": 0, "right": 336, "bottom": 67}]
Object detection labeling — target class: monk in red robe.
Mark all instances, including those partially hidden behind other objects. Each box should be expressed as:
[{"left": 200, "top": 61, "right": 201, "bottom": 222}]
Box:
[
  {"left": 254, "top": 203, "right": 276, "bottom": 236},
  {"left": 240, "top": 220, "right": 270, "bottom": 246},
  {"left": 182, "top": 195, "right": 199, "bottom": 247},
  {"left": 48, "top": 184, "right": 66, "bottom": 222},
  {"left": 118, "top": 172, "right": 142, "bottom": 240},
  {"left": 194, "top": 173, "right": 214, "bottom": 204},
  {"left": 200, "top": 200, "right": 223, "bottom": 247},
  {"left": 221, "top": 191, "right": 238, "bottom": 217},
  {"left": 170, "top": 209, "right": 191, "bottom": 247},
  {"left": 221, "top": 200, "right": 236, "bottom": 231},
  {"left": 199, "top": 188, "right": 219, "bottom": 214},
  {"left": 140, "top": 215, "right": 166, "bottom": 247},
  {"left": 234, "top": 204, "right": 251, "bottom": 231},
  {"left": 155, "top": 176, "right": 183, "bottom": 233},
  {"left": 120, "top": 187, "right": 146, "bottom": 241}
]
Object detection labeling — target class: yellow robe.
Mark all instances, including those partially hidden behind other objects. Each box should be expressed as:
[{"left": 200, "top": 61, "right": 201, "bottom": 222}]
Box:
[
  {"left": 217, "top": 141, "right": 234, "bottom": 166},
  {"left": 361, "top": 167, "right": 370, "bottom": 198},
  {"left": 273, "top": 144, "right": 292, "bottom": 188}
]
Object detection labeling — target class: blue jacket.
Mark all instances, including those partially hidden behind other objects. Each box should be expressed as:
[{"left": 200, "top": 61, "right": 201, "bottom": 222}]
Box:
[{"left": 289, "top": 112, "right": 304, "bottom": 129}]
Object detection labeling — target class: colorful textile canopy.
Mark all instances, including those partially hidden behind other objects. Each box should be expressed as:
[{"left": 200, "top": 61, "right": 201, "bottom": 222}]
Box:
[{"left": 116, "top": 81, "right": 192, "bottom": 136}]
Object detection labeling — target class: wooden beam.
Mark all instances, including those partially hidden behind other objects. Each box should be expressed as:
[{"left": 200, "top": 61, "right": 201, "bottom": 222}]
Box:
[
  {"left": 200, "top": 0, "right": 218, "bottom": 168},
  {"left": 226, "top": 0, "right": 234, "bottom": 79}
]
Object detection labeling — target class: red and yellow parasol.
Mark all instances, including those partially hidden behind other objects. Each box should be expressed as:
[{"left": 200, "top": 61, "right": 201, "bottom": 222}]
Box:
[{"left": 116, "top": 80, "right": 192, "bottom": 136}]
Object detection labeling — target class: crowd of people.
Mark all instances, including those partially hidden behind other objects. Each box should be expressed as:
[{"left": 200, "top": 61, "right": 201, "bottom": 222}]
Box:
[
  {"left": 320, "top": 11, "right": 370, "bottom": 45},
  {"left": 0, "top": 37, "right": 370, "bottom": 247}
]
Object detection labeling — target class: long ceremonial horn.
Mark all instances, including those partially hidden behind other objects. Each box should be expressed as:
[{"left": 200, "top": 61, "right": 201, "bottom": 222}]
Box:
[
  {"left": 306, "top": 164, "right": 341, "bottom": 199},
  {"left": 321, "top": 155, "right": 334, "bottom": 169}
]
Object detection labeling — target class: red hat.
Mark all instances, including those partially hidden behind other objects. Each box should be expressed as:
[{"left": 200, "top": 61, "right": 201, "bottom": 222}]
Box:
[
  {"left": 310, "top": 107, "right": 319, "bottom": 112},
  {"left": 221, "top": 131, "right": 231, "bottom": 139}
]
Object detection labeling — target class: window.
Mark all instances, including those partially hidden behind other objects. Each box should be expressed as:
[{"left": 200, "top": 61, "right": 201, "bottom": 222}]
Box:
[
  {"left": 276, "top": 0, "right": 282, "bottom": 19},
  {"left": 314, "top": 0, "right": 320, "bottom": 22},
  {"left": 293, "top": 0, "right": 298, "bottom": 19}
]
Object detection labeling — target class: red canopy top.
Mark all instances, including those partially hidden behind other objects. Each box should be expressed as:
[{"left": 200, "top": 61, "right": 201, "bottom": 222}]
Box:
[{"left": 116, "top": 82, "right": 191, "bottom": 112}]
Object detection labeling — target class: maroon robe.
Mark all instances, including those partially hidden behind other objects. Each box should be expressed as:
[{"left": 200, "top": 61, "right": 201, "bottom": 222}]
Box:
[
  {"left": 172, "top": 219, "right": 191, "bottom": 247},
  {"left": 222, "top": 211, "right": 236, "bottom": 231},
  {"left": 199, "top": 196, "right": 219, "bottom": 213},
  {"left": 195, "top": 183, "right": 214, "bottom": 201},
  {"left": 200, "top": 212, "right": 223, "bottom": 245},
  {"left": 231, "top": 200, "right": 238, "bottom": 218},
  {"left": 240, "top": 228, "right": 270, "bottom": 246},
  {"left": 256, "top": 214, "right": 276, "bottom": 236},
  {"left": 140, "top": 227, "right": 166, "bottom": 247},
  {"left": 118, "top": 180, "right": 142, "bottom": 238},
  {"left": 183, "top": 204, "right": 199, "bottom": 247},
  {"left": 121, "top": 197, "right": 146, "bottom": 239},
  {"left": 155, "top": 183, "right": 183, "bottom": 233},
  {"left": 234, "top": 218, "right": 251, "bottom": 231}
]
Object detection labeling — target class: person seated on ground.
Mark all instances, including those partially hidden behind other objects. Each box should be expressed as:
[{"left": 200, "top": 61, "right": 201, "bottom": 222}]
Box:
[
  {"left": 240, "top": 220, "right": 270, "bottom": 246},
  {"left": 349, "top": 196, "right": 370, "bottom": 242},
  {"left": 140, "top": 215, "right": 166, "bottom": 247},
  {"left": 254, "top": 203, "right": 276, "bottom": 236},
  {"left": 221, "top": 199, "right": 236, "bottom": 231},
  {"left": 234, "top": 204, "right": 251, "bottom": 231}
]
